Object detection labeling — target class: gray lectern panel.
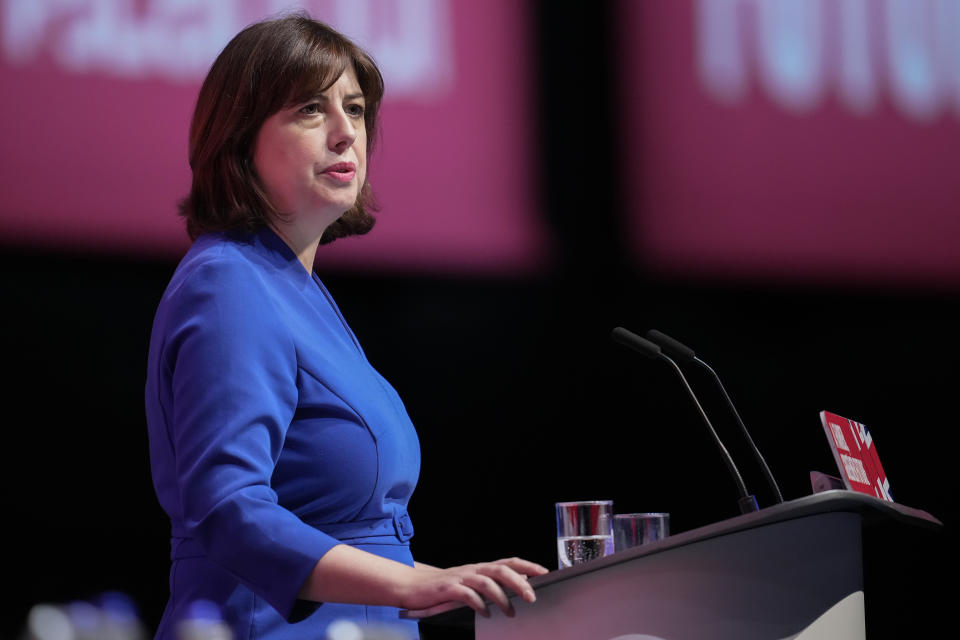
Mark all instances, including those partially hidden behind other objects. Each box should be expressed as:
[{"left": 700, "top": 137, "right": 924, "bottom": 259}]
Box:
[{"left": 476, "top": 512, "right": 864, "bottom": 640}]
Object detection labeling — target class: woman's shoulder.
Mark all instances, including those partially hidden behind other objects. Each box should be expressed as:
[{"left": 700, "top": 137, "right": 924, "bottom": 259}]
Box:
[
  {"left": 149, "top": 231, "right": 300, "bottom": 375},
  {"left": 166, "top": 231, "right": 277, "bottom": 296},
  {"left": 151, "top": 235, "right": 281, "bottom": 331},
  {"left": 181, "top": 229, "right": 259, "bottom": 269}
]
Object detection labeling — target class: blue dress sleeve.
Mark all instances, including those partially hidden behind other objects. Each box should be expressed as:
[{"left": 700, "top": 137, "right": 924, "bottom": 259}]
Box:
[{"left": 157, "top": 256, "right": 339, "bottom": 619}]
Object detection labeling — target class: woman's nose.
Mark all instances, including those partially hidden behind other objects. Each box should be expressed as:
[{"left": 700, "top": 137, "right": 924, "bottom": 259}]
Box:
[{"left": 328, "top": 109, "right": 357, "bottom": 152}]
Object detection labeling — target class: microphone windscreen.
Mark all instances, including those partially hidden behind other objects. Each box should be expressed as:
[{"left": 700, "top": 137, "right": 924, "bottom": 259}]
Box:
[
  {"left": 646, "top": 329, "right": 696, "bottom": 362},
  {"left": 611, "top": 327, "right": 662, "bottom": 359}
]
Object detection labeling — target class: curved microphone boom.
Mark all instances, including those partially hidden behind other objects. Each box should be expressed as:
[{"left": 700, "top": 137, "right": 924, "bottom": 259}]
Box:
[
  {"left": 611, "top": 327, "right": 759, "bottom": 514},
  {"left": 646, "top": 329, "right": 784, "bottom": 504}
]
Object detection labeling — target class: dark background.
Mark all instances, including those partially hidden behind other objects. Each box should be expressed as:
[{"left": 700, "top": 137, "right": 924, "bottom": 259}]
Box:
[{"left": 2, "top": 1, "right": 954, "bottom": 638}]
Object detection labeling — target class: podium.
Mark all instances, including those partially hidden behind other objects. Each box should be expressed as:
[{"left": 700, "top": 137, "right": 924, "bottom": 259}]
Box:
[{"left": 424, "top": 491, "right": 941, "bottom": 640}]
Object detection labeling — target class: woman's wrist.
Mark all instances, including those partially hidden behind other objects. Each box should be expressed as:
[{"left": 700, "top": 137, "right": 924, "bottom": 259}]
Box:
[{"left": 299, "top": 544, "right": 419, "bottom": 607}]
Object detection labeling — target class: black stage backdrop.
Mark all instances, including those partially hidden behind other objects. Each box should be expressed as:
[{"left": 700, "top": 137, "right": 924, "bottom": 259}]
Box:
[{"left": 1, "top": 2, "right": 954, "bottom": 639}]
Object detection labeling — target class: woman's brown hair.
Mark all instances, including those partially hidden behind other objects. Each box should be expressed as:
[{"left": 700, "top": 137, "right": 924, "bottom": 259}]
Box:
[{"left": 179, "top": 12, "right": 383, "bottom": 243}]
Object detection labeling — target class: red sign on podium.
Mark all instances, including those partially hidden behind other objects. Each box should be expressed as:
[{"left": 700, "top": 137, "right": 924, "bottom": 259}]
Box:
[{"left": 820, "top": 411, "right": 893, "bottom": 502}]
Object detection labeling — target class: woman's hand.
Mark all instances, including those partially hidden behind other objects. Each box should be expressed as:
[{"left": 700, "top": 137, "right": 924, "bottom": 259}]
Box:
[
  {"left": 300, "top": 546, "right": 549, "bottom": 618},
  {"left": 400, "top": 558, "right": 550, "bottom": 618}
]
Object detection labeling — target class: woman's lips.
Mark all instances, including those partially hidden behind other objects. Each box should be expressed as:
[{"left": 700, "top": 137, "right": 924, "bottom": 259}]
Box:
[{"left": 320, "top": 162, "right": 356, "bottom": 182}]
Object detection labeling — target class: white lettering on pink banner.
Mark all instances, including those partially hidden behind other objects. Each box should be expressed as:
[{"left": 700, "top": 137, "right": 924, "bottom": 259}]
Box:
[
  {"left": 0, "top": 0, "right": 452, "bottom": 95},
  {"left": 696, "top": 0, "right": 960, "bottom": 121}
]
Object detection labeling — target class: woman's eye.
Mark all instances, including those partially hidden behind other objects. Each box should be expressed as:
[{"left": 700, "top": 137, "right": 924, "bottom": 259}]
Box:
[
  {"left": 300, "top": 103, "right": 321, "bottom": 115},
  {"left": 346, "top": 103, "right": 365, "bottom": 118}
]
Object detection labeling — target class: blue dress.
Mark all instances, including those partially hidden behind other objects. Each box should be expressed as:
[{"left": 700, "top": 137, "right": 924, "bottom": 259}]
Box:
[{"left": 145, "top": 227, "right": 421, "bottom": 640}]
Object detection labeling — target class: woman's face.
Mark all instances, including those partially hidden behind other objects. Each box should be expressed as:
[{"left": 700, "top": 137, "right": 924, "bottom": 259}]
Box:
[{"left": 253, "top": 68, "right": 367, "bottom": 234}]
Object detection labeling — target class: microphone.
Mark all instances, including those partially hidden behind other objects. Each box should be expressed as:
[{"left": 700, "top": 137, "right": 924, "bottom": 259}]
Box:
[
  {"left": 611, "top": 327, "right": 759, "bottom": 514},
  {"left": 646, "top": 329, "right": 784, "bottom": 504}
]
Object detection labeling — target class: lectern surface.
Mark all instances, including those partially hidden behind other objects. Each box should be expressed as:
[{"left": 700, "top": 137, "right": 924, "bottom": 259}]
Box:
[{"left": 420, "top": 491, "right": 941, "bottom": 639}]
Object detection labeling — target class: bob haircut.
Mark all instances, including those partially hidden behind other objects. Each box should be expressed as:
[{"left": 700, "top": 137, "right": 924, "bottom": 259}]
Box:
[{"left": 179, "top": 13, "right": 383, "bottom": 243}]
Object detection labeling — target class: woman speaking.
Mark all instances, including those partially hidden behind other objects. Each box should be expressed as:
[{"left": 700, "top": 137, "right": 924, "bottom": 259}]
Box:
[{"left": 144, "top": 12, "right": 547, "bottom": 640}]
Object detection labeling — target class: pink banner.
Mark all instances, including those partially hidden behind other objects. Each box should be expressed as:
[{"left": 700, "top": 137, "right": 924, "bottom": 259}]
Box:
[
  {"left": 0, "top": 0, "right": 547, "bottom": 274},
  {"left": 621, "top": 0, "right": 960, "bottom": 288}
]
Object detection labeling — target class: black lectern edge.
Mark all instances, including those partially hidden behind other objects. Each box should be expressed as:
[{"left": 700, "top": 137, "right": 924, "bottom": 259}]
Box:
[{"left": 418, "top": 491, "right": 942, "bottom": 629}]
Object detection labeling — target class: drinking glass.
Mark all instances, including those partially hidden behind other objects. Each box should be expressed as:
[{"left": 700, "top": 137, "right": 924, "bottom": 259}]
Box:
[
  {"left": 555, "top": 500, "right": 614, "bottom": 568},
  {"left": 612, "top": 512, "right": 670, "bottom": 552}
]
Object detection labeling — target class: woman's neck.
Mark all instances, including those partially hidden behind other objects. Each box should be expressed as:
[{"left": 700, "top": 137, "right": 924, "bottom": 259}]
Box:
[{"left": 267, "top": 219, "right": 322, "bottom": 274}]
